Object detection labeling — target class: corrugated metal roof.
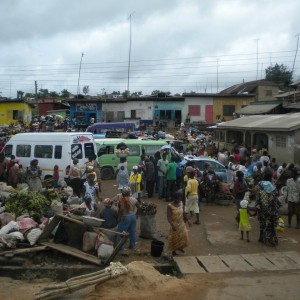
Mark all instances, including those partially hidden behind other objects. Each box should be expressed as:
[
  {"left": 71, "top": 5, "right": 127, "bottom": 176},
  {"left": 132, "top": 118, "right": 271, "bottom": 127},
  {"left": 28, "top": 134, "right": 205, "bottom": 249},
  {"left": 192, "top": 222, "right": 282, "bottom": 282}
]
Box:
[
  {"left": 216, "top": 113, "right": 300, "bottom": 131},
  {"left": 238, "top": 104, "right": 280, "bottom": 115}
]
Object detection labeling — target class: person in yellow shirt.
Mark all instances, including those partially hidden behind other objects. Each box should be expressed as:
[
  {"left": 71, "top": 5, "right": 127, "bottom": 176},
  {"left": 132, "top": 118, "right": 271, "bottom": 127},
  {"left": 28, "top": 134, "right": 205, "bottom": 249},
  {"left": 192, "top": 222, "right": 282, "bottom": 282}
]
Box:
[
  {"left": 129, "top": 165, "right": 142, "bottom": 203},
  {"left": 185, "top": 170, "right": 200, "bottom": 224}
]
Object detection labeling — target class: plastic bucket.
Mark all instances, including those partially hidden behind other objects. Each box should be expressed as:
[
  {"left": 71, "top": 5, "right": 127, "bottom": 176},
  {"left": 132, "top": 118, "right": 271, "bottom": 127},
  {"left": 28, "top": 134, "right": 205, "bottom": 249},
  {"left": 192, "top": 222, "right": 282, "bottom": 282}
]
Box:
[{"left": 151, "top": 240, "right": 164, "bottom": 257}]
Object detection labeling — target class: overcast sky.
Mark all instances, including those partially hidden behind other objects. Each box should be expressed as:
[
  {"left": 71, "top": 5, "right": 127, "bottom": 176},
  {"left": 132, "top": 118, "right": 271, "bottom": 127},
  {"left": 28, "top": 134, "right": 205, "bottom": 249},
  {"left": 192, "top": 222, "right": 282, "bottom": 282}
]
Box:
[{"left": 0, "top": 0, "right": 299, "bottom": 98}]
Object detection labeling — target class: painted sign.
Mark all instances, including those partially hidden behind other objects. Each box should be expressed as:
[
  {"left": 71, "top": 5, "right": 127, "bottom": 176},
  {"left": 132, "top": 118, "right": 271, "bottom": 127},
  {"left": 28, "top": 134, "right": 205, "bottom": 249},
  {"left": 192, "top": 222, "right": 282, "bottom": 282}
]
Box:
[{"left": 76, "top": 103, "right": 97, "bottom": 111}]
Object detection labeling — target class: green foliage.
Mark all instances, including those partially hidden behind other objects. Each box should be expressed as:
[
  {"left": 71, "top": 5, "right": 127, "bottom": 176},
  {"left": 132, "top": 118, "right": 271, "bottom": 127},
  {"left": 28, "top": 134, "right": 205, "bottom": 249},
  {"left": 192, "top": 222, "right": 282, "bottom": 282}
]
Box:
[
  {"left": 4, "top": 190, "right": 51, "bottom": 219},
  {"left": 61, "top": 89, "right": 70, "bottom": 98},
  {"left": 265, "top": 63, "right": 293, "bottom": 84}
]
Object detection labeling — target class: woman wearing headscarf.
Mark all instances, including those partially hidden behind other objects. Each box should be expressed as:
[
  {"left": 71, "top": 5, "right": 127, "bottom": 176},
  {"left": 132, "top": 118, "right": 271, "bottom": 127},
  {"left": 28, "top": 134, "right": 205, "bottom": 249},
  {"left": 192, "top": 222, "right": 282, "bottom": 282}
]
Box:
[
  {"left": 26, "top": 159, "right": 42, "bottom": 192},
  {"left": 255, "top": 169, "right": 281, "bottom": 246}
]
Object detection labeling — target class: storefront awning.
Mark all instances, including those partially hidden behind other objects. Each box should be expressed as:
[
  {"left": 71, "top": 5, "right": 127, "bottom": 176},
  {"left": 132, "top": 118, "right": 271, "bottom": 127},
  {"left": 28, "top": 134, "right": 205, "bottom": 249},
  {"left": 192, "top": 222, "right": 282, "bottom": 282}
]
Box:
[{"left": 238, "top": 104, "right": 280, "bottom": 115}]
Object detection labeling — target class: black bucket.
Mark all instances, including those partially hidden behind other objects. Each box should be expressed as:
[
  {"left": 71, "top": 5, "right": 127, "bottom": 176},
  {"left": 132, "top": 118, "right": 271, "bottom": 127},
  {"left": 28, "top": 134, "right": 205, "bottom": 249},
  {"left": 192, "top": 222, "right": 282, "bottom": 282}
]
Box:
[{"left": 151, "top": 240, "right": 164, "bottom": 257}]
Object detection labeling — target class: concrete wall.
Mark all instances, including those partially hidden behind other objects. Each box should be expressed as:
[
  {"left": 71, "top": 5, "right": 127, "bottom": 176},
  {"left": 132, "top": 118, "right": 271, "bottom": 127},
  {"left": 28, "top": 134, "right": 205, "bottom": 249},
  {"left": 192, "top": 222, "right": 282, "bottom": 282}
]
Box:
[{"left": 183, "top": 96, "right": 213, "bottom": 123}]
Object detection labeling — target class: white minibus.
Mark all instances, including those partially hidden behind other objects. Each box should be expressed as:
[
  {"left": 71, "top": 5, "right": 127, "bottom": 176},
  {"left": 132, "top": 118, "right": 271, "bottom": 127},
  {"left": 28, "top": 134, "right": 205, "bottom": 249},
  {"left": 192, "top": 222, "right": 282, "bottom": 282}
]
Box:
[{"left": 1, "top": 132, "right": 97, "bottom": 181}]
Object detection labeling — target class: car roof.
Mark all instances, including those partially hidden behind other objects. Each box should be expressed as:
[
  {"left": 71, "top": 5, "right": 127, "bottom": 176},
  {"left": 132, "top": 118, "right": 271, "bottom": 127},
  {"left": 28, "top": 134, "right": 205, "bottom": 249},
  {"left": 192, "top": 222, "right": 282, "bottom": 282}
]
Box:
[{"left": 183, "top": 156, "right": 225, "bottom": 166}]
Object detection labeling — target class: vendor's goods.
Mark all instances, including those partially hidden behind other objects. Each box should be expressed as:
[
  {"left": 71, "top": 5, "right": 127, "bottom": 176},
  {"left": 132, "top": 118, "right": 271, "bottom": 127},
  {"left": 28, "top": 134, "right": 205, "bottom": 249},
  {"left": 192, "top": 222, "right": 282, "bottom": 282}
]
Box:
[
  {"left": 0, "top": 221, "right": 19, "bottom": 235},
  {"left": 26, "top": 228, "right": 43, "bottom": 246}
]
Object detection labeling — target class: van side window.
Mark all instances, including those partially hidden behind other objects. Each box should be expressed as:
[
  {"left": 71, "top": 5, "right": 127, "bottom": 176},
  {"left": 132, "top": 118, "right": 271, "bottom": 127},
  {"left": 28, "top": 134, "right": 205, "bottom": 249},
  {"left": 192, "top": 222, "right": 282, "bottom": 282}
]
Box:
[
  {"left": 84, "top": 143, "right": 95, "bottom": 158},
  {"left": 71, "top": 144, "right": 83, "bottom": 159},
  {"left": 34, "top": 145, "right": 53, "bottom": 159},
  {"left": 54, "top": 145, "right": 62, "bottom": 159},
  {"left": 3, "top": 145, "right": 13, "bottom": 157},
  {"left": 143, "top": 145, "right": 161, "bottom": 156},
  {"left": 16, "top": 145, "right": 31, "bottom": 157},
  {"left": 128, "top": 145, "right": 140, "bottom": 156}
]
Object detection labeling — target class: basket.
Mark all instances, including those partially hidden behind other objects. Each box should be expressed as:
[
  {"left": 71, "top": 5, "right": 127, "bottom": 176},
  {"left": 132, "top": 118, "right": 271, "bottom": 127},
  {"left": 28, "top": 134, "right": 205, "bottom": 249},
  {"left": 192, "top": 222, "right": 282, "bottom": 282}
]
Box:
[
  {"left": 116, "top": 153, "right": 129, "bottom": 158},
  {"left": 82, "top": 216, "right": 104, "bottom": 227}
]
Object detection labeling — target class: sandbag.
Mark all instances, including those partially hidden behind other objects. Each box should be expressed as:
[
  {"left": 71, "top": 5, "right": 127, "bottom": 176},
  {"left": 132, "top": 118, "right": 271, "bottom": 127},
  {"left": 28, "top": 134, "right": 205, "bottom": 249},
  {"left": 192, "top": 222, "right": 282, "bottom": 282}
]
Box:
[
  {"left": 97, "top": 243, "right": 114, "bottom": 260},
  {"left": 140, "top": 215, "right": 157, "bottom": 240},
  {"left": 8, "top": 231, "right": 25, "bottom": 241},
  {"left": 26, "top": 228, "right": 42, "bottom": 246},
  {"left": 0, "top": 221, "right": 19, "bottom": 235},
  {"left": 82, "top": 232, "right": 98, "bottom": 252}
]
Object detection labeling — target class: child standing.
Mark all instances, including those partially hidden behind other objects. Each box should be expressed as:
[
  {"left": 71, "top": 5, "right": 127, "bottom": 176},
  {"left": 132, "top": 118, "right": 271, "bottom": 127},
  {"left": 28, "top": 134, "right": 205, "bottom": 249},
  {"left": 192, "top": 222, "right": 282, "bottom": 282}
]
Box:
[{"left": 239, "top": 199, "right": 252, "bottom": 242}]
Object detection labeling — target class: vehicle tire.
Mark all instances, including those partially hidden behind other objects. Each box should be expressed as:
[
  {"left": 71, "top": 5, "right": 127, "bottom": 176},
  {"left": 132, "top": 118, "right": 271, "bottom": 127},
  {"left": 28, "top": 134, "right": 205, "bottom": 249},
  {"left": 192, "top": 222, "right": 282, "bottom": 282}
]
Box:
[{"left": 101, "top": 167, "right": 114, "bottom": 180}]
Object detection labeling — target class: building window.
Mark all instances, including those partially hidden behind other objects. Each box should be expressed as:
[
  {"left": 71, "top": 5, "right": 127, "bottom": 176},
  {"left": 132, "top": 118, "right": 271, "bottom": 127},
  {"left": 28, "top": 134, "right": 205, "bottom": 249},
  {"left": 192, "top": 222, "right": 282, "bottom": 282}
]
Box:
[
  {"left": 188, "top": 105, "right": 201, "bottom": 116},
  {"left": 131, "top": 110, "right": 136, "bottom": 118},
  {"left": 275, "top": 136, "right": 286, "bottom": 148},
  {"left": 223, "top": 105, "right": 235, "bottom": 116},
  {"left": 265, "top": 90, "right": 272, "bottom": 96}
]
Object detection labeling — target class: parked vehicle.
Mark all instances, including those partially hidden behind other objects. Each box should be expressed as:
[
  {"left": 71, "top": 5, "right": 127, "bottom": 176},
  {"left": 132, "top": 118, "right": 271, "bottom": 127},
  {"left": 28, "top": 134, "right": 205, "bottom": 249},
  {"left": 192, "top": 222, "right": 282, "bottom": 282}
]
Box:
[
  {"left": 1, "top": 132, "right": 97, "bottom": 181},
  {"left": 95, "top": 139, "right": 180, "bottom": 180},
  {"left": 181, "top": 155, "right": 227, "bottom": 182},
  {"left": 86, "top": 122, "right": 136, "bottom": 138}
]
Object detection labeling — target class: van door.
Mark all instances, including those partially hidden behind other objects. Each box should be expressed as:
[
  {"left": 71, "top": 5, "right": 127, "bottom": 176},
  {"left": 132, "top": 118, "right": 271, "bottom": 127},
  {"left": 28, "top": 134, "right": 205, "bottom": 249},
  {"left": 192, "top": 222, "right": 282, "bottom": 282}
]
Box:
[{"left": 97, "top": 143, "right": 117, "bottom": 180}]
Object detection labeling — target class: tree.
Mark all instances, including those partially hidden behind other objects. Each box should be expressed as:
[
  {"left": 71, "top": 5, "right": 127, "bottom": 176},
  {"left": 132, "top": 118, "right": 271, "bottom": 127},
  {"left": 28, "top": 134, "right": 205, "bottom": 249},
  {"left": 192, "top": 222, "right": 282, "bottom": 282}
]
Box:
[
  {"left": 151, "top": 90, "right": 161, "bottom": 96},
  {"left": 122, "top": 90, "right": 130, "bottom": 98},
  {"left": 38, "top": 89, "right": 49, "bottom": 99},
  {"left": 83, "top": 85, "right": 90, "bottom": 95},
  {"left": 265, "top": 63, "right": 293, "bottom": 85},
  {"left": 49, "top": 91, "right": 59, "bottom": 98},
  {"left": 61, "top": 89, "right": 70, "bottom": 98}
]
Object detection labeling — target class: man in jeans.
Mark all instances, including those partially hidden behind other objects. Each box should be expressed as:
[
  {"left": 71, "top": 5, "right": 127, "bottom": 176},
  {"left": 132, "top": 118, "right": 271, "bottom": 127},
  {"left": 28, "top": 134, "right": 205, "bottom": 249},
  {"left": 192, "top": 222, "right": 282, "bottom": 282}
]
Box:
[
  {"left": 166, "top": 157, "right": 177, "bottom": 202},
  {"left": 157, "top": 152, "right": 169, "bottom": 199}
]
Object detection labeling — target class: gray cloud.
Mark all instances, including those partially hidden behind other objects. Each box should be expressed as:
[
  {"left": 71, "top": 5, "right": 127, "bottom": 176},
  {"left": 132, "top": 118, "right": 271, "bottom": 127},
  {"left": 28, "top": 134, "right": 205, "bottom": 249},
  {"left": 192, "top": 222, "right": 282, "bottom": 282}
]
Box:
[{"left": 0, "top": 0, "right": 299, "bottom": 97}]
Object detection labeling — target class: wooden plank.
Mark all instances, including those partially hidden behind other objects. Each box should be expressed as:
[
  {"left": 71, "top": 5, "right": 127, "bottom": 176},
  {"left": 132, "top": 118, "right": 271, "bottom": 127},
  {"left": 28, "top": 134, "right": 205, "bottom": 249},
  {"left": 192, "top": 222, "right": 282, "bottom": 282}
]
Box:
[
  {"left": 0, "top": 246, "right": 48, "bottom": 256},
  {"left": 173, "top": 256, "right": 206, "bottom": 274},
  {"left": 284, "top": 251, "right": 300, "bottom": 265},
  {"left": 241, "top": 253, "right": 280, "bottom": 271},
  {"left": 41, "top": 242, "right": 102, "bottom": 266},
  {"left": 263, "top": 252, "right": 300, "bottom": 270},
  {"left": 219, "top": 255, "right": 255, "bottom": 272},
  {"left": 196, "top": 255, "right": 231, "bottom": 273}
]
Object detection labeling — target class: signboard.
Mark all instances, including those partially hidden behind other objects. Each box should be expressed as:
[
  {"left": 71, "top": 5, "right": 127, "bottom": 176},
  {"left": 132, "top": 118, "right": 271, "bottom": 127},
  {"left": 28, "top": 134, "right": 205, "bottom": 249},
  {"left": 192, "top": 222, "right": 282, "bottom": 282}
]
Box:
[{"left": 76, "top": 103, "right": 97, "bottom": 111}]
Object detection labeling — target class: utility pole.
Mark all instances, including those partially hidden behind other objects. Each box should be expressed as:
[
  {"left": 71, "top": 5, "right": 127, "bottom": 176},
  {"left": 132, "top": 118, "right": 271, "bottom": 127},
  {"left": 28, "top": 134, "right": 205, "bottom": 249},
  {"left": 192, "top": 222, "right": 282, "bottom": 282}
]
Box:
[
  {"left": 292, "top": 33, "right": 299, "bottom": 75},
  {"left": 254, "top": 38, "right": 259, "bottom": 80},
  {"left": 77, "top": 53, "right": 84, "bottom": 99},
  {"left": 216, "top": 58, "right": 219, "bottom": 93},
  {"left": 35, "top": 81, "right": 38, "bottom": 100},
  {"left": 127, "top": 12, "right": 135, "bottom": 93}
]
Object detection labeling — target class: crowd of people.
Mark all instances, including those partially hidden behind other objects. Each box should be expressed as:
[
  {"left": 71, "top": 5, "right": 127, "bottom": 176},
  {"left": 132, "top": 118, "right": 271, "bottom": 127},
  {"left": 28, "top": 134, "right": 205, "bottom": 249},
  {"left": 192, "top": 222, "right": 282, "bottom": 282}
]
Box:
[{"left": 1, "top": 123, "right": 300, "bottom": 255}]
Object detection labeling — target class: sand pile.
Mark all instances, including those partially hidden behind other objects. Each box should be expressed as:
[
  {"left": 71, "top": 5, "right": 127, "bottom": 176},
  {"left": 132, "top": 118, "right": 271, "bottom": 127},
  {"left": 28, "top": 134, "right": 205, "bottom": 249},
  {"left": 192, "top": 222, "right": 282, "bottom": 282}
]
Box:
[{"left": 85, "top": 261, "right": 195, "bottom": 300}]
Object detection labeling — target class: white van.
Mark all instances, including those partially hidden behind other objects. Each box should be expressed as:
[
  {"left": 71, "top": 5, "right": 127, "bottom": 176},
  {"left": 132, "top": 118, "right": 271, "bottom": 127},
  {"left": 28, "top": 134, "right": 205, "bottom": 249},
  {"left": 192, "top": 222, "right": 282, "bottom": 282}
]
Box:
[{"left": 1, "top": 132, "right": 97, "bottom": 181}]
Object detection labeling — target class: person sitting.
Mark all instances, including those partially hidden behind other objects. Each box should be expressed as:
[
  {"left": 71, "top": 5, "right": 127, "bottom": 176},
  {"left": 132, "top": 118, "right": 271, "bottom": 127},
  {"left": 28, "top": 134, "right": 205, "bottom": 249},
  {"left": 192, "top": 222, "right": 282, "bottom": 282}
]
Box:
[{"left": 98, "top": 198, "right": 118, "bottom": 230}]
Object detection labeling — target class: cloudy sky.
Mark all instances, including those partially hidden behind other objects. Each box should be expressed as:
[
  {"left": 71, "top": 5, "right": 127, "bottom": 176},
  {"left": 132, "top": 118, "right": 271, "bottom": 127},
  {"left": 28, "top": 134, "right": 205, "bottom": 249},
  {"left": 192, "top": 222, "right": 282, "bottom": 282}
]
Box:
[{"left": 0, "top": 0, "right": 299, "bottom": 98}]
